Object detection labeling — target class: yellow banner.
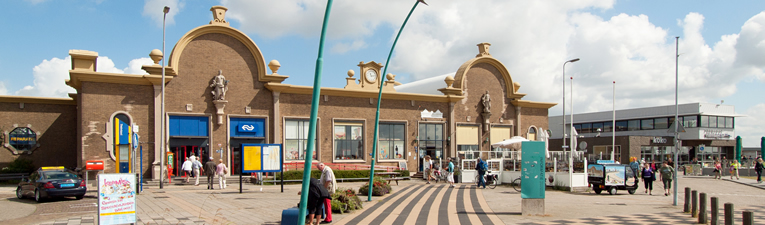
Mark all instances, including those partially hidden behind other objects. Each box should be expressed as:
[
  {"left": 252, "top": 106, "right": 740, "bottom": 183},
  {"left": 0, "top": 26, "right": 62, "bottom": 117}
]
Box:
[{"left": 243, "top": 146, "right": 261, "bottom": 171}]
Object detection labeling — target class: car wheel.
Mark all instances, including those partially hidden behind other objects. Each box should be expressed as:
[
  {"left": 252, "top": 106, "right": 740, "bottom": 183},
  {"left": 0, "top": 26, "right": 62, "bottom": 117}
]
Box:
[
  {"left": 609, "top": 187, "right": 617, "bottom": 195},
  {"left": 628, "top": 189, "right": 636, "bottom": 195},
  {"left": 593, "top": 187, "right": 602, "bottom": 194},
  {"left": 75, "top": 195, "right": 84, "bottom": 200},
  {"left": 16, "top": 187, "right": 24, "bottom": 199},
  {"left": 35, "top": 189, "right": 44, "bottom": 203}
]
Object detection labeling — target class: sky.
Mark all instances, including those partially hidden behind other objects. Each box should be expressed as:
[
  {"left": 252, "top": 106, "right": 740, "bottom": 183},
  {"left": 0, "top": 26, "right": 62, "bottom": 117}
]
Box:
[{"left": 1, "top": 0, "right": 764, "bottom": 147}]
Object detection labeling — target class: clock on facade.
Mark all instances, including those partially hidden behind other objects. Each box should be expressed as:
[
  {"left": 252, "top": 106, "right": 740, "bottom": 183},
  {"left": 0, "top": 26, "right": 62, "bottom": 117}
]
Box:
[{"left": 365, "top": 69, "right": 378, "bottom": 83}]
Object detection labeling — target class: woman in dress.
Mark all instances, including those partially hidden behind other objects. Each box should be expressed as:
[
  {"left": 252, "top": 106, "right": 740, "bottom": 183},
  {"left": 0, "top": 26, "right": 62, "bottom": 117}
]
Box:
[{"left": 641, "top": 162, "right": 655, "bottom": 195}]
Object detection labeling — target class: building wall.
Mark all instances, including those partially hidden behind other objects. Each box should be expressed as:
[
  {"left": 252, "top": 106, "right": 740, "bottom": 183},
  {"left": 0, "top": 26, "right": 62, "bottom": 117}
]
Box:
[
  {"left": 79, "top": 82, "right": 154, "bottom": 175},
  {"left": 0, "top": 101, "right": 77, "bottom": 169}
]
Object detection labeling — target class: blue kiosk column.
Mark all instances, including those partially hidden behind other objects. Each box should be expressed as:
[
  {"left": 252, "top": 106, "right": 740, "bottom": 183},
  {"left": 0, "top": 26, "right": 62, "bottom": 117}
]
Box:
[{"left": 521, "top": 141, "right": 546, "bottom": 216}]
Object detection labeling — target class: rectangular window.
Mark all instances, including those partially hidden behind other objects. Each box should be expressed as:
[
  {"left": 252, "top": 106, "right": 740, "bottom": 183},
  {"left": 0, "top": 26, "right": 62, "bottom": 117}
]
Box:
[
  {"left": 573, "top": 124, "right": 582, "bottom": 133},
  {"left": 581, "top": 123, "right": 592, "bottom": 133},
  {"left": 420, "top": 123, "right": 445, "bottom": 160},
  {"left": 592, "top": 122, "right": 604, "bottom": 133},
  {"left": 334, "top": 122, "right": 364, "bottom": 160},
  {"left": 654, "top": 118, "right": 669, "bottom": 129},
  {"left": 627, "top": 120, "right": 640, "bottom": 131},
  {"left": 683, "top": 116, "right": 698, "bottom": 128},
  {"left": 709, "top": 116, "right": 718, "bottom": 128},
  {"left": 603, "top": 121, "right": 612, "bottom": 132},
  {"left": 725, "top": 117, "right": 734, "bottom": 128},
  {"left": 615, "top": 121, "right": 628, "bottom": 131},
  {"left": 641, "top": 119, "right": 654, "bottom": 130},
  {"left": 284, "top": 119, "right": 317, "bottom": 161},
  {"left": 700, "top": 116, "right": 709, "bottom": 127},
  {"left": 378, "top": 123, "right": 405, "bottom": 160}
]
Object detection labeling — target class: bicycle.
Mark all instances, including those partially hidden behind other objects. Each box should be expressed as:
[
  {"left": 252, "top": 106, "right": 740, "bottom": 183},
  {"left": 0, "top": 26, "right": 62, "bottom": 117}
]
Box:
[
  {"left": 474, "top": 171, "right": 497, "bottom": 189},
  {"left": 511, "top": 177, "right": 521, "bottom": 192},
  {"left": 433, "top": 167, "right": 449, "bottom": 183}
]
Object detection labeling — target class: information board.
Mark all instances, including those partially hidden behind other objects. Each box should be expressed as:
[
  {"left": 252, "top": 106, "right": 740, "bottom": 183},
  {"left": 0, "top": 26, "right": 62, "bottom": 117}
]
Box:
[
  {"left": 97, "top": 173, "right": 136, "bottom": 225},
  {"left": 242, "top": 144, "right": 283, "bottom": 173}
]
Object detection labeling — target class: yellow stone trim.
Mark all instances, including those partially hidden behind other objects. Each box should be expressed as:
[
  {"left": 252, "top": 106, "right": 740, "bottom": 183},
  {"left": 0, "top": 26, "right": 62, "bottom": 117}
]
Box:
[
  {"left": 265, "top": 83, "right": 463, "bottom": 103},
  {"left": 511, "top": 99, "right": 557, "bottom": 109},
  {"left": 453, "top": 56, "right": 526, "bottom": 99},
  {"left": 0, "top": 95, "right": 75, "bottom": 105},
  {"left": 168, "top": 24, "right": 284, "bottom": 83},
  {"left": 66, "top": 71, "right": 175, "bottom": 89}
]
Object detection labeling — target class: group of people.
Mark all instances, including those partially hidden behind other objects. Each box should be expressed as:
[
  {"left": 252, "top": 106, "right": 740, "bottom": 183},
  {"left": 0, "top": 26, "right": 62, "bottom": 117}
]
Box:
[
  {"left": 711, "top": 156, "right": 764, "bottom": 182},
  {"left": 635, "top": 158, "right": 675, "bottom": 196},
  {"left": 301, "top": 162, "right": 337, "bottom": 225},
  {"left": 179, "top": 155, "right": 229, "bottom": 190},
  {"left": 422, "top": 155, "right": 456, "bottom": 187}
]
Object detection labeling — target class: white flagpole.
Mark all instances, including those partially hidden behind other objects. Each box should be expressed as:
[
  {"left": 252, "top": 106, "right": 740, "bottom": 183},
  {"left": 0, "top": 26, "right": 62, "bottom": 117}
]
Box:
[
  {"left": 612, "top": 81, "right": 615, "bottom": 161},
  {"left": 569, "top": 76, "right": 574, "bottom": 192}
]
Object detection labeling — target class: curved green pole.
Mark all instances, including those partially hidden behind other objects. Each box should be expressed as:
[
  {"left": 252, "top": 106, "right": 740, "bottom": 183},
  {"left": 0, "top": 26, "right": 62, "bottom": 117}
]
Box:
[
  {"left": 369, "top": 0, "right": 425, "bottom": 201},
  {"left": 299, "top": 1, "right": 333, "bottom": 224}
]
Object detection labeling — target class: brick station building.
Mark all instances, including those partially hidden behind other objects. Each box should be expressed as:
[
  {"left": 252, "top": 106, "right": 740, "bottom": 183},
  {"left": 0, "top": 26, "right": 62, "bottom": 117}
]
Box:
[{"left": 0, "top": 6, "right": 555, "bottom": 180}]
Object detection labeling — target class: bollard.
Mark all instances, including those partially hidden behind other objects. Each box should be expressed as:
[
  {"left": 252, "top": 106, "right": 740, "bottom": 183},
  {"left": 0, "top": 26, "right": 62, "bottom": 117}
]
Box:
[
  {"left": 698, "top": 193, "right": 707, "bottom": 224},
  {"left": 743, "top": 211, "right": 753, "bottom": 225},
  {"left": 692, "top": 190, "right": 698, "bottom": 217},
  {"left": 724, "top": 203, "right": 733, "bottom": 225},
  {"left": 711, "top": 197, "right": 719, "bottom": 225},
  {"left": 684, "top": 187, "right": 691, "bottom": 213}
]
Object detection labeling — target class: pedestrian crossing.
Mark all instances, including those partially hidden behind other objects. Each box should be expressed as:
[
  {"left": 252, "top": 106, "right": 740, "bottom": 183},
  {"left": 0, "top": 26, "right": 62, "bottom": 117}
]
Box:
[{"left": 335, "top": 184, "right": 503, "bottom": 225}]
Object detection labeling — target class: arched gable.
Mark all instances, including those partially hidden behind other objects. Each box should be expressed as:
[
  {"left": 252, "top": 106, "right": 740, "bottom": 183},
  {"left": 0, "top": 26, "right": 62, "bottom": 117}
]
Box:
[{"left": 452, "top": 56, "right": 526, "bottom": 99}]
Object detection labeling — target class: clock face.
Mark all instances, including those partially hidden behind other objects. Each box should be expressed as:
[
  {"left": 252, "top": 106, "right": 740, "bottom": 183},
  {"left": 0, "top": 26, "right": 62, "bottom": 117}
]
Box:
[{"left": 365, "top": 69, "right": 378, "bottom": 82}]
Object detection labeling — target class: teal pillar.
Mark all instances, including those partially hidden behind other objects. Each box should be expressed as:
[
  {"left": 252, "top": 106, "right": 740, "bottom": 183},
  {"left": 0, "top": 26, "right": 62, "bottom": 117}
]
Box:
[
  {"left": 760, "top": 137, "right": 764, "bottom": 159},
  {"left": 298, "top": 1, "right": 333, "bottom": 224},
  {"left": 735, "top": 136, "right": 742, "bottom": 163}
]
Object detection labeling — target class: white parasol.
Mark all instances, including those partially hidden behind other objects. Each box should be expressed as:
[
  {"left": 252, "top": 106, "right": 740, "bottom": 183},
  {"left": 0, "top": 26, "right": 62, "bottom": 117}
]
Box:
[{"left": 491, "top": 136, "right": 530, "bottom": 149}]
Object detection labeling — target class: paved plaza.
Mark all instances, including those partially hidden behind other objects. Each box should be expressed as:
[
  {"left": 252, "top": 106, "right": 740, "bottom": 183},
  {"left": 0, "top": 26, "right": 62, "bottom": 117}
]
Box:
[{"left": 1, "top": 175, "right": 763, "bottom": 224}]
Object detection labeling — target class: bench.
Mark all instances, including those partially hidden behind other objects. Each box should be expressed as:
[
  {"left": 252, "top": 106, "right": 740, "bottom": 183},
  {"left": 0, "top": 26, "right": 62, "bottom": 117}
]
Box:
[
  {"left": 383, "top": 177, "right": 405, "bottom": 185},
  {"left": 0, "top": 173, "right": 28, "bottom": 181}
]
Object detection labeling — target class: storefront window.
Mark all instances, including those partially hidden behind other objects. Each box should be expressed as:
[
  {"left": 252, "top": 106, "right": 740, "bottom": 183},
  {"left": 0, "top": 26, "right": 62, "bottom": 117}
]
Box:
[
  {"left": 334, "top": 122, "right": 363, "bottom": 160},
  {"left": 284, "top": 119, "right": 317, "bottom": 161},
  {"left": 8, "top": 127, "right": 36, "bottom": 152},
  {"left": 378, "top": 123, "right": 405, "bottom": 160},
  {"left": 420, "top": 123, "right": 444, "bottom": 160}
]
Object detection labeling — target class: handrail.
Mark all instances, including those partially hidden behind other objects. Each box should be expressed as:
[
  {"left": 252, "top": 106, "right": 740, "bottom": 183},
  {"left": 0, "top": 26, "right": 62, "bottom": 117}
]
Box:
[{"left": 282, "top": 162, "right": 400, "bottom": 172}]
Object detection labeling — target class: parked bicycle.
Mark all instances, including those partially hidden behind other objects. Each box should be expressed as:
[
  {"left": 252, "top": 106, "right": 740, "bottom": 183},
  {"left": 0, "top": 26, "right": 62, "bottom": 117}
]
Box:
[
  {"left": 511, "top": 177, "right": 521, "bottom": 192},
  {"left": 474, "top": 171, "right": 498, "bottom": 189}
]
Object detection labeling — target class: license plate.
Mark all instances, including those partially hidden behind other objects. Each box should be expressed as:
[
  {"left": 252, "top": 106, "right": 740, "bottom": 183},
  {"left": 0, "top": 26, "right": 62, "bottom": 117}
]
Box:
[{"left": 60, "top": 183, "right": 75, "bottom": 188}]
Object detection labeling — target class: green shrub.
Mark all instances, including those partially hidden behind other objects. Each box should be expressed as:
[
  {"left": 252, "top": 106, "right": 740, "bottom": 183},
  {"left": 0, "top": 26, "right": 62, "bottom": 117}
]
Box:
[
  {"left": 331, "top": 188, "right": 362, "bottom": 214},
  {"left": 1, "top": 158, "right": 34, "bottom": 174}
]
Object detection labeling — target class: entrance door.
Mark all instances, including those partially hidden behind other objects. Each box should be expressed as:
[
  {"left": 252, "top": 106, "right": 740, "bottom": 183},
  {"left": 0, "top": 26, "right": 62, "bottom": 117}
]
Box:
[{"left": 170, "top": 145, "right": 206, "bottom": 177}]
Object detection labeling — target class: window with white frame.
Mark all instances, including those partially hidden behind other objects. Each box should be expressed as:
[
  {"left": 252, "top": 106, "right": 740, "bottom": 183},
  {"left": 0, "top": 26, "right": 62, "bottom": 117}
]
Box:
[
  {"left": 284, "top": 119, "right": 317, "bottom": 160},
  {"left": 334, "top": 122, "right": 363, "bottom": 160}
]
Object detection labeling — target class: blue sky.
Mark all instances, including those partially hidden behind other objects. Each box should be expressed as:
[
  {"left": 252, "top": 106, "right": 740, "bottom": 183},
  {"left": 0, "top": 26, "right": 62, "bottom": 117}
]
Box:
[{"left": 1, "top": 0, "right": 764, "bottom": 146}]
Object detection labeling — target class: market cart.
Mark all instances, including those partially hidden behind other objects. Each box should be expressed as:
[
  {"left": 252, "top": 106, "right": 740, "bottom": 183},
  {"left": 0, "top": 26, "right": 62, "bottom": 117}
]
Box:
[{"left": 587, "top": 160, "right": 638, "bottom": 195}]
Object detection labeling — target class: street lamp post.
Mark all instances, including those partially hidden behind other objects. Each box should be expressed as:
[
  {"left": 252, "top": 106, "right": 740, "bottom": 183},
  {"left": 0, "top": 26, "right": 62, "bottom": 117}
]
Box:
[
  {"left": 159, "top": 6, "right": 169, "bottom": 189},
  {"left": 369, "top": 0, "right": 427, "bottom": 201},
  {"left": 673, "top": 36, "right": 679, "bottom": 206},
  {"left": 562, "top": 58, "right": 578, "bottom": 192}
]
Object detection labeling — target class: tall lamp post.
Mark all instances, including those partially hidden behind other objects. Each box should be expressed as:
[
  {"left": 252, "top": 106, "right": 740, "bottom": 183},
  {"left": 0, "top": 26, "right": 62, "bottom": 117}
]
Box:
[
  {"left": 673, "top": 36, "right": 679, "bottom": 206},
  {"left": 562, "top": 58, "right": 579, "bottom": 150},
  {"left": 159, "top": 6, "right": 169, "bottom": 189},
  {"left": 368, "top": 0, "right": 427, "bottom": 201},
  {"left": 612, "top": 81, "right": 615, "bottom": 161},
  {"left": 297, "top": 1, "right": 333, "bottom": 224}
]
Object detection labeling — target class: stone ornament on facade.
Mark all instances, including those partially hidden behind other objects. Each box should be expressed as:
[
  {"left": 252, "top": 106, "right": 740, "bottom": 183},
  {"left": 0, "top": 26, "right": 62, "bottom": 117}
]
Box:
[
  {"left": 482, "top": 90, "right": 491, "bottom": 113},
  {"left": 210, "top": 6, "right": 229, "bottom": 25},
  {"left": 210, "top": 70, "right": 229, "bottom": 101}
]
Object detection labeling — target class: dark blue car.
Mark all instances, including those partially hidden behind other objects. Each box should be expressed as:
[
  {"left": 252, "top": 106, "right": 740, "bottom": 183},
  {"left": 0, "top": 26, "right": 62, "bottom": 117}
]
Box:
[{"left": 16, "top": 167, "right": 87, "bottom": 202}]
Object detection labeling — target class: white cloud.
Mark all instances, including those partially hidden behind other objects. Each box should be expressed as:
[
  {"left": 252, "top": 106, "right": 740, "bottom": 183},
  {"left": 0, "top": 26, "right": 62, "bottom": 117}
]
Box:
[
  {"left": 330, "top": 40, "right": 367, "bottom": 54},
  {"left": 735, "top": 104, "right": 765, "bottom": 147},
  {"left": 15, "top": 56, "right": 150, "bottom": 98},
  {"left": 24, "top": 0, "right": 47, "bottom": 5},
  {"left": 143, "top": 0, "right": 184, "bottom": 27},
  {"left": 0, "top": 82, "right": 7, "bottom": 95}
]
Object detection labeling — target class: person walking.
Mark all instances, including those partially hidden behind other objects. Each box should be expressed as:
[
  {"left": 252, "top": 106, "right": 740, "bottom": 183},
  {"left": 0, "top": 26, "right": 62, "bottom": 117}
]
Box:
[
  {"left": 181, "top": 157, "right": 192, "bottom": 183},
  {"left": 658, "top": 161, "right": 675, "bottom": 196},
  {"left": 216, "top": 159, "right": 228, "bottom": 189},
  {"left": 446, "top": 158, "right": 456, "bottom": 187},
  {"left": 192, "top": 157, "right": 203, "bottom": 186},
  {"left": 713, "top": 160, "right": 722, "bottom": 179},
  {"left": 629, "top": 157, "right": 641, "bottom": 180},
  {"left": 729, "top": 160, "right": 740, "bottom": 180},
  {"left": 317, "top": 162, "right": 336, "bottom": 223},
  {"left": 424, "top": 155, "right": 434, "bottom": 184},
  {"left": 476, "top": 158, "right": 487, "bottom": 189},
  {"left": 204, "top": 157, "right": 217, "bottom": 189},
  {"left": 755, "top": 157, "right": 763, "bottom": 183},
  {"left": 642, "top": 162, "right": 655, "bottom": 195}
]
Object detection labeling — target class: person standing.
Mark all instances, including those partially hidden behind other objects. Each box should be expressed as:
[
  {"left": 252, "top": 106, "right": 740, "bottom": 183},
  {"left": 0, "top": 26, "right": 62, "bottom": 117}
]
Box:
[
  {"left": 755, "top": 157, "right": 763, "bottom": 183},
  {"left": 204, "top": 157, "right": 217, "bottom": 189},
  {"left": 629, "top": 157, "right": 641, "bottom": 180},
  {"left": 181, "top": 157, "right": 192, "bottom": 183},
  {"left": 476, "top": 158, "right": 486, "bottom": 189},
  {"left": 424, "top": 155, "right": 433, "bottom": 184},
  {"left": 713, "top": 160, "right": 722, "bottom": 179},
  {"left": 730, "top": 160, "right": 740, "bottom": 180},
  {"left": 658, "top": 161, "right": 675, "bottom": 196},
  {"left": 317, "top": 162, "right": 336, "bottom": 223},
  {"left": 216, "top": 159, "right": 228, "bottom": 189},
  {"left": 192, "top": 157, "right": 203, "bottom": 186},
  {"left": 302, "top": 178, "right": 330, "bottom": 225},
  {"left": 642, "top": 163, "right": 655, "bottom": 195},
  {"left": 446, "top": 158, "right": 455, "bottom": 187}
]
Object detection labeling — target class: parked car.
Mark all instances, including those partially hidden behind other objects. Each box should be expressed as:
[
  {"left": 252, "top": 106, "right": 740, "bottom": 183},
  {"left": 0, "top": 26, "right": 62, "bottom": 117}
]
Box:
[{"left": 16, "top": 167, "right": 87, "bottom": 202}]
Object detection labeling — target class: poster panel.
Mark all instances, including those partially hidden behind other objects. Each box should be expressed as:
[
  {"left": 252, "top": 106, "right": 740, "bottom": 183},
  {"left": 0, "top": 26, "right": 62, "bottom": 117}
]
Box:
[
  {"left": 242, "top": 144, "right": 283, "bottom": 173},
  {"left": 604, "top": 165, "right": 626, "bottom": 186},
  {"left": 98, "top": 173, "right": 136, "bottom": 225}
]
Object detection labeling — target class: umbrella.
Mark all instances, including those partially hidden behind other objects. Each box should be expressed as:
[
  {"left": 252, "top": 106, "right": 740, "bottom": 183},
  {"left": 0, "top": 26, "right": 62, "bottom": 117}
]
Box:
[{"left": 491, "top": 136, "right": 530, "bottom": 149}]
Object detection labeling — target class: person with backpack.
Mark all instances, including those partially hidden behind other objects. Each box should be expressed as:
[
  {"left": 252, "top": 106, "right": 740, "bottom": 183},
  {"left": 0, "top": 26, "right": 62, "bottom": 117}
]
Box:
[
  {"left": 476, "top": 158, "right": 487, "bottom": 189},
  {"left": 755, "top": 157, "right": 763, "bottom": 183},
  {"left": 642, "top": 162, "right": 655, "bottom": 195}
]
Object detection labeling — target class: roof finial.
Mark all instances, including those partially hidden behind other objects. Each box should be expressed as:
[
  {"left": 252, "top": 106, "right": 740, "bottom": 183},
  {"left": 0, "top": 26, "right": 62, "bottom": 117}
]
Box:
[
  {"left": 476, "top": 42, "right": 491, "bottom": 57},
  {"left": 210, "top": 6, "right": 229, "bottom": 25}
]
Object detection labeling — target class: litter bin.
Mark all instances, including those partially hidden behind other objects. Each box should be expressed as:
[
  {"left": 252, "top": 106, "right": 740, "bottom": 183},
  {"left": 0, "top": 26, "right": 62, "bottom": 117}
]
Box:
[{"left": 281, "top": 207, "right": 299, "bottom": 225}]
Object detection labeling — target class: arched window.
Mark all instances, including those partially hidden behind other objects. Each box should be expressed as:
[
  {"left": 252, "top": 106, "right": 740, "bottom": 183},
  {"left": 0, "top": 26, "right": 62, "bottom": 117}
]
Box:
[
  {"left": 113, "top": 113, "right": 132, "bottom": 173},
  {"left": 528, "top": 127, "right": 537, "bottom": 141}
]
